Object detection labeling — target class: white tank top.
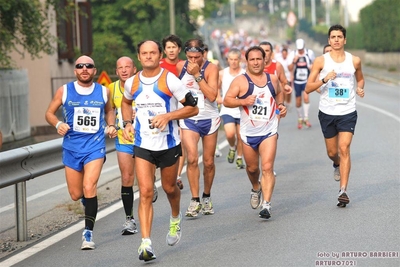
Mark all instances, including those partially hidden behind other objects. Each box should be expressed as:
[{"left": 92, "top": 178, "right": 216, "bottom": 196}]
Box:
[
  {"left": 220, "top": 67, "right": 245, "bottom": 118},
  {"left": 239, "top": 73, "right": 279, "bottom": 137},
  {"left": 179, "top": 61, "right": 219, "bottom": 120},
  {"left": 319, "top": 51, "right": 356, "bottom": 115}
]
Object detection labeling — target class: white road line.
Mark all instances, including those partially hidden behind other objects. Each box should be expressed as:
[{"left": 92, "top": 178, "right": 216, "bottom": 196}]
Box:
[
  {"left": 357, "top": 102, "right": 400, "bottom": 123},
  {"left": 0, "top": 184, "right": 66, "bottom": 214},
  {"left": 2, "top": 140, "right": 229, "bottom": 266}
]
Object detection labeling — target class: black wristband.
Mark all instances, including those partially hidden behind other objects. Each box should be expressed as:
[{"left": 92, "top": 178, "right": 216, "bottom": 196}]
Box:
[
  {"left": 108, "top": 125, "right": 117, "bottom": 130},
  {"left": 123, "top": 120, "right": 132, "bottom": 127},
  {"left": 322, "top": 78, "right": 327, "bottom": 84}
]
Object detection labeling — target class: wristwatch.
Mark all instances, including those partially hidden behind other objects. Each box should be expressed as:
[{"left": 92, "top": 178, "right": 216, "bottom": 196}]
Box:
[
  {"left": 123, "top": 120, "right": 132, "bottom": 127},
  {"left": 321, "top": 78, "right": 327, "bottom": 84},
  {"left": 195, "top": 75, "right": 203, "bottom": 83}
]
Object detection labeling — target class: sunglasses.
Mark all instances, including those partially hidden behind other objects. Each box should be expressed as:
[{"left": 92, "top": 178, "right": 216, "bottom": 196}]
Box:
[{"left": 75, "top": 63, "right": 95, "bottom": 69}]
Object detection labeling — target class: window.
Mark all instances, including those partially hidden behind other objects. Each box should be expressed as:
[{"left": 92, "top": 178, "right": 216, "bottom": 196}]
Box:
[{"left": 57, "top": 0, "right": 92, "bottom": 61}]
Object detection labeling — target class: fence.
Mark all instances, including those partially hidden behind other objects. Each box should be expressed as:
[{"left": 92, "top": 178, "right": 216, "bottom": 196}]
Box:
[
  {"left": 0, "top": 69, "right": 31, "bottom": 143},
  {"left": 0, "top": 138, "right": 116, "bottom": 241}
]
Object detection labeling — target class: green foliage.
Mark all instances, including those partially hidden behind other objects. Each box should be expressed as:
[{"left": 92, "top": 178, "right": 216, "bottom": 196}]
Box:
[
  {"left": 91, "top": 0, "right": 226, "bottom": 72},
  {"left": 286, "top": 26, "right": 296, "bottom": 42},
  {"left": 312, "top": 24, "right": 329, "bottom": 35},
  {"left": 0, "top": 0, "right": 64, "bottom": 68},
  {"left": 91, "top": 33, "right": 133, "bottom": 74},
  {"left": 344, "top": 23, "right": 364, "bottom": 50},
  {"left": 360, "top": 0, "right": 400, "bottom": 52}
]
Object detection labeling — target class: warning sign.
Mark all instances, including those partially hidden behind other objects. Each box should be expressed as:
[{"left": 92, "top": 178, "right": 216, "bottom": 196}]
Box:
[
  {"left": 287, "top": 11, "right": 297, "bottom": 28},
  {"left": 97, "top": 71, "right": 112, "bottom": 87}
]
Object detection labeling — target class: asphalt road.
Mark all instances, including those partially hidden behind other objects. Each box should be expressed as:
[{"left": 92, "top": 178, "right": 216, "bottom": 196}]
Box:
[{"left": 1, "top": 77, "right": 399, "bottom": 267}]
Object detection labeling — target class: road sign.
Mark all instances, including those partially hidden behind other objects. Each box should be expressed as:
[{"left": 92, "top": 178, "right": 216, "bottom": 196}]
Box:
[
  {"left": 287, "top": 11, "right": 297, "bottom": 28},
  {"left": 97, "top": 71, "right": 112, "bottom": 87}
]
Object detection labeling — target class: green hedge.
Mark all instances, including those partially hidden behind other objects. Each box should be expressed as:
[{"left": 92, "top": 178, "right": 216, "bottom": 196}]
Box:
[
  {"left": 360, "top": 0, "right": 400, "bottom": 52},
  {"left": 299, "top": 0, "right": 399, "bottom": 52},
  {"left": 345, "top": 23, "right": 364, "bottom": 50}
]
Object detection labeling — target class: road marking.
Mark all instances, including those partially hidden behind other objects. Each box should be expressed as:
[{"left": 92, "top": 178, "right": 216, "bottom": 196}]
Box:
[
  {"left": 2, "top": 140, "right": 229, "bottom": 266},
  {"left": 358, "top": 102, "right": 400, "bottom": 123},
  {"left": 0, "top": 184, "right": 66, "bottom": 214}
]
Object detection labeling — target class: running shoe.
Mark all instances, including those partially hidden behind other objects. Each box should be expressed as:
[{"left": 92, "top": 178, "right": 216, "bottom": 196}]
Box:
[
  {"left": 333, "top": 164, "right": 340, "bottom": 182},
  {"left": 177, "top": 178, "right": 184, "bottom": 190},
  {"left": 138, "top": 239, "right": 156, "bottom": 262},
  {"left": 166, "top": 213, "right": 182, "bottom": 246},
  {"left": 185, "top": 199, "right": 202, "bottom": 217},
  {"left": 201, "top": 197, "right": 214, "bottom": 215},
  {"left": 303, "top": 118, "right": 311, "bottom": 128},
  {"left": 259, "top": 202, "right": 271, "bottom": 219},
  {"left": 297, "top": 118, "right": 303, "bottom": 129},
  {"left": 121, "top": 217, "right": 138, "bottom": 235},
  {"left": 250, "top": 189, "right": 262, "bottom": 209},
  {"left": 153, "top": 183, "right": 158, "bottom": 203},
  {"left": 227, "top": 148, "right": 236, "bottom": 163},
  {"left": 337, "top": 189, "right": 350, "bottom": 208},
  {"left": 236, "top": 158, "right": 245, "bottom": 169},
  {"left": 81, "top": 228, "right": 95, "bottom": 250},
  {"left": 215, "top": 146, "right": 222, "bottom": 157}
]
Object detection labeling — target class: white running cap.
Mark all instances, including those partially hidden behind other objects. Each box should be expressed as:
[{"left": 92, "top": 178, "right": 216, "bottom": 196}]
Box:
[{"left": 296, "top": 39, "right": 305, "bottom": 50}]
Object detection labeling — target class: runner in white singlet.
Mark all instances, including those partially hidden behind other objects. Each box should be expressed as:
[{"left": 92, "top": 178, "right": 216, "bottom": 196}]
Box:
[
  {"left": 305, "top": 24, "right": 365, "bottom": 208},
  {"left": 223, "top": 46, "right": 287, "bottom": 220},
  {"left": 216, "top": 48, "right": 246, "bottom": 169},
  {"left": 121, "top": 40, "right": 199, "bottom": 262},
  {"left": 176, "top": 39, "right": 220, "bottom": 218}
]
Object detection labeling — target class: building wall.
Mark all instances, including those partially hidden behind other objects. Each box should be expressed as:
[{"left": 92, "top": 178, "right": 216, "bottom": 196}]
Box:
[{"left": 9, "top": 4, "right": 75, "bottom": 130}]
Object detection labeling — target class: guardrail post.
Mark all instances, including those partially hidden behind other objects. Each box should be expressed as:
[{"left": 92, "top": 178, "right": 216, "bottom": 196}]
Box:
[{"left": 15, "top": 182, "right": 28, "bottom": 241}]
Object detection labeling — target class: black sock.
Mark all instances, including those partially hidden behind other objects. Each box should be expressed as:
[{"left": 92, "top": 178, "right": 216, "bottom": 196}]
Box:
[
  {"left": 84, "top": 196, "right": 98, "bottom": 231},
  {"left": 333, "top": 163, "right": 340, "bottom": 168},
  {"left": 121, "top": 186, "right": 133, "bottom": 218},
  {"left": 202, "top": 193, "right": 210, "bottom": 198},
  {"left": 192, "top": 197, "right": 200, "bottom": 202}
]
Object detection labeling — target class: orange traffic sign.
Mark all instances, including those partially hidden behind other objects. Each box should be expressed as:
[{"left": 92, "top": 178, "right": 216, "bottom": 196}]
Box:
[{"left": 97, "top": 71, "right": 112, "bottom": 87}]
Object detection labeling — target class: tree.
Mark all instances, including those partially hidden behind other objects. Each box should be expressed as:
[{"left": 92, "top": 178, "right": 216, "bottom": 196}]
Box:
[
  {"left": 0, "top": 0, "right": 74, "bottom": 69},
  {"left": 90, "top": 0, "right": 228, "bottom": 72}
]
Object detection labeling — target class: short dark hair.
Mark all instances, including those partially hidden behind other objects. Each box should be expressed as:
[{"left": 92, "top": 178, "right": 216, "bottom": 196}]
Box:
[
  {"left": 137, "top": 40, "right": 163, "bottom": 54},
  {"left": 184, "top": 38, "right": 204, "bottom": 53},
  {"left": 245, "top": 46, "right": 265, "bottom": 60},
  {"left": 203, "top": 44, "right": 208, "bottom": 52},
  {"left": 161, "top": 34, "right": 182, "bottom": 49},
  {"left": 323, "top": 44, "right": 331, "bottom": 54},
  {"left": 259, "top": 41, "right": 273, "bottom": 52},
  {"left": 328, "top": 24, "right": 346, "bottom": 39}
]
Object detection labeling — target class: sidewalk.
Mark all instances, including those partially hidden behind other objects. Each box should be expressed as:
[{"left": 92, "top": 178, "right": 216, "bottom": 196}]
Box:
[{"left": 362, "top": 65, "right": 400, "bottom": 86}]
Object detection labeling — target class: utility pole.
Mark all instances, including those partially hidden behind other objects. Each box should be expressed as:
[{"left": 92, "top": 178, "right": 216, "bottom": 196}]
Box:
[
  {"left": 169, "top": 0, "right": 175, "bottom": 34},
  {"left": 325, "top": 0, "right": 330, "bottom": 26},
  {"left": 311, "top": 0, "right": 316, "bottom": 26},
  {"left": 269, "top": 0, "right": 274, "bottom": 15},
  {"left": 290, "top": 0, "right": 295, "bottom": 10},
  {"left": 230, "top": 0, "right": 236, "bottom": 25},
  {"left": 344, "top": 0, "right": 349, "bottom": 27}
]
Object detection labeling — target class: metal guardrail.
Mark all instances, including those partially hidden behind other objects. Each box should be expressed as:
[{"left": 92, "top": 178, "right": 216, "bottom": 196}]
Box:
[{"left": 0, "top": 138, "right": 116, "bottom": 241}]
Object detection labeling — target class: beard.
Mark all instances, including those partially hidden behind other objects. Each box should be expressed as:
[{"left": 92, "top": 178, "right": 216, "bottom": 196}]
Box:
[{"left": 77, "top": 72, "right": 94, "bottom": 85}]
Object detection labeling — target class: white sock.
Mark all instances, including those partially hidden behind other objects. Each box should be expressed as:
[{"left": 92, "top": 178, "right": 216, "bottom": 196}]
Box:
[
  {"left": 303, "top": 103, "right": 310, "bottom": 118},
  {"left": 142, "top": 238, "right": 151, "bottom": 244},
  {"left": 296, "top": 107, "right": 303, "bottom": 119}
]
